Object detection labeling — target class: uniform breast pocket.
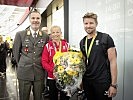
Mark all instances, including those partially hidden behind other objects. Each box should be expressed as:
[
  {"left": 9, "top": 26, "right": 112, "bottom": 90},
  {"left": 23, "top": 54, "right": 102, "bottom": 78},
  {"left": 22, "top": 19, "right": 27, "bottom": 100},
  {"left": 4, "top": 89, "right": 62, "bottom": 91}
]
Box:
[
  {"left": 37, "top": 42, "right": 45, "bottom": 48},
  {"left": 22, "top": 42, "right": 33, "bottom": 53},
  {"left": 22, "top": 42, "right": 28, "bottom": 47},
  {"left": 22, "top": 42, "right": 33, "bottom": 48}
]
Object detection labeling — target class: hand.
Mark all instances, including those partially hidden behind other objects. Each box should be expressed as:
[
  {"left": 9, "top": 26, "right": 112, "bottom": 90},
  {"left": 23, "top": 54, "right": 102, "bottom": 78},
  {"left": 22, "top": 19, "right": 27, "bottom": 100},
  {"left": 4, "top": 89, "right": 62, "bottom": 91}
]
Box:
[
  {"left": 108, "top": 86, "right": 117, "bottom": 97},
  {"left": 78, "top": 81, "right": 83, "bottom": 90},
  {"left": 53, "top": 75, "right": 57, "bottom": 79}
]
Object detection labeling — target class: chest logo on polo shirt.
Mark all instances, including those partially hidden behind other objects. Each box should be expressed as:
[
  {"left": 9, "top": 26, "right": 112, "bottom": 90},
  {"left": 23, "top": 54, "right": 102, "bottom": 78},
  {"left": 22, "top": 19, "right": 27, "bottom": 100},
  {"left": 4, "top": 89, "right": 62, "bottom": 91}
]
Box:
[{"left": 95, "top": 40, "right": 99, "bottom": 45}]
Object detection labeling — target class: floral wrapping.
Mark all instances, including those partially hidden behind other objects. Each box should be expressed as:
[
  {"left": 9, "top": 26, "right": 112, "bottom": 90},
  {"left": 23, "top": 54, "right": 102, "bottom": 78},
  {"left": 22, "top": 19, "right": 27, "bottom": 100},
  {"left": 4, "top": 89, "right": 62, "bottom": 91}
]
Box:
[{"left": 53, "top": 51, "right": 85, "bottom": 96}]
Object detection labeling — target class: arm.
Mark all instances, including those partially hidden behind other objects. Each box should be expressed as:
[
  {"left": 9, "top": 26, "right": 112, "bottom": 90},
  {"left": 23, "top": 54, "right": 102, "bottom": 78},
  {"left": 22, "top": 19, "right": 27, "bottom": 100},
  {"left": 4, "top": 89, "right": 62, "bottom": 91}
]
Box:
[
  {"left": 107, "top": 47, "right": 117, "bottom": 97},
  {"left": 13, "top": 32, "right": 22, "bottom": 63},
  {"left": 108, "top": 47, "right": 117, "bottom": 85},
  {"left": 41, "top": 45, "right": 54, "bottom": 73}
]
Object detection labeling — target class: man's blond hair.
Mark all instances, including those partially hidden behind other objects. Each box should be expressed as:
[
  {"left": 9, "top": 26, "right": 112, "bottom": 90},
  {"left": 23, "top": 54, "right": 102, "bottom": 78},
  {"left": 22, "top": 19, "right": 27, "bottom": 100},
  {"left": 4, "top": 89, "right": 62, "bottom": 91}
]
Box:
[{"left": 83, "top": 12, "right": 98, "bottom": 24}]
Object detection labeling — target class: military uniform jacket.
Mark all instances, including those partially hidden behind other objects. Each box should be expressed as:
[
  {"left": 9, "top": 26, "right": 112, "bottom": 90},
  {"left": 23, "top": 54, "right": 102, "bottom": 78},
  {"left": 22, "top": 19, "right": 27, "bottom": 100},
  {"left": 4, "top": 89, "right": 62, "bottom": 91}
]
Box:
[{"left": 13, "top": 29, "right": 49, "bottom": 81}]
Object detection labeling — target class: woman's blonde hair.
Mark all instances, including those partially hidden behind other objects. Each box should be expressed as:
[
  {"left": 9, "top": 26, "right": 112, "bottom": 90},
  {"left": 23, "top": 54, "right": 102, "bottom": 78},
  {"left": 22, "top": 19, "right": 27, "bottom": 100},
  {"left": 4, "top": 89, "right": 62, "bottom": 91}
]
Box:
[{"left": 50, "top": 25, "right": 61, "bottom": 33}]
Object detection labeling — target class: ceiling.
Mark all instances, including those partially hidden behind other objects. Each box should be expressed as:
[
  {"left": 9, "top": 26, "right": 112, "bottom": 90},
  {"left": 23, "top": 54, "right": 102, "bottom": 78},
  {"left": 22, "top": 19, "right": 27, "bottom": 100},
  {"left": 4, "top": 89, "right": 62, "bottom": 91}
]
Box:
[
  {"left": 0, "top": 0, "right": 36, "bottom": 35},
  {"left": 0, "top": 5, "right": 30, "bottom": 35},
  {"left": 0, "top": 0, "right": 52, "bottom": 36},
  {"left": 0, "top": 0, "right": 35, "bottom": 6}
]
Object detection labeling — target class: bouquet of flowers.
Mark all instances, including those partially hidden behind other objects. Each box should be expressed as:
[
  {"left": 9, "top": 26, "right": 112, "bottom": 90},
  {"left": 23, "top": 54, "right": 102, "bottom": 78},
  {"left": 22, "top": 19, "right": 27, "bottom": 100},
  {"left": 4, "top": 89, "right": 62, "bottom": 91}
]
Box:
[{"left": 53, "top": 50, "right": 85, "bottom": 96}]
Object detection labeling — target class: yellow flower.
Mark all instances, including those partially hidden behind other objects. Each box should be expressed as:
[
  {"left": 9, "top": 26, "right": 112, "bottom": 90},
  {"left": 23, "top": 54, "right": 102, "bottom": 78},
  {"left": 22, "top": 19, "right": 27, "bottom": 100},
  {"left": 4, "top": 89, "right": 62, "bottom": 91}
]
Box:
[
  {"left": 72, "top": 71, "right": 78, "bottom": 76},
  {"left": 74, "top": 58, "right": 80, "bottom": 64},
  {"left": 79, "top": 51, "right": 83, "bottom": 58},
  {"left": 53, "top": 52, "right": 63, "bottom": 63},
  {"left": 66, "top": 67, "right": 74, "bottom": 76},
  {"left": 57, "top": 65, "right": 64, "bottom": 74},
  {"left": 55, "top": 59, "right": 60, "bottom": 65},
  {"left": 53, "top": 50, "right": 85, "bottom": 91}
]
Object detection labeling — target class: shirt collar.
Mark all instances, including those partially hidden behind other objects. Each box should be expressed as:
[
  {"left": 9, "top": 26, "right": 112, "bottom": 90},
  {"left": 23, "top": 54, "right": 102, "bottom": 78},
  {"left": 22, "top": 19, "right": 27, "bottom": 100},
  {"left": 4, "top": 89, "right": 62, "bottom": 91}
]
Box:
[{"left": 30, "top": 27, "right": 39, "bottom": 35}]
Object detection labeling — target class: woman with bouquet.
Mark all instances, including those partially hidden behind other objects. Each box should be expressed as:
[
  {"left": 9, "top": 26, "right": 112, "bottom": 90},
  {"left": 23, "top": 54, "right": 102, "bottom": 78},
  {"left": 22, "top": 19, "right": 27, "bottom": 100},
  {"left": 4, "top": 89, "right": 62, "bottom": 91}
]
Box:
[{"left": 41, "top": 25, "right": 70, "bottom": 100}]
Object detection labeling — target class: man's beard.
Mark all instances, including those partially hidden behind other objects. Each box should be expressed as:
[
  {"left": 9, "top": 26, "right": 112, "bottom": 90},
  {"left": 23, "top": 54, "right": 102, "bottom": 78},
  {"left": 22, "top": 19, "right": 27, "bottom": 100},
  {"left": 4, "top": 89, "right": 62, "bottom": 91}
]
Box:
[{"left": 86, "top": 29, "right": 95, "bottom": 34}]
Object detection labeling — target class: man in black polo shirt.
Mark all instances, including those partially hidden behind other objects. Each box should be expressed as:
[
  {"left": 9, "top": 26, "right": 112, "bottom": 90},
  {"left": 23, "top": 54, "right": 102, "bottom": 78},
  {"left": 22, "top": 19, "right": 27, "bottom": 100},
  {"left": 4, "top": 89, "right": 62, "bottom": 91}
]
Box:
[{"left": 79, "top": 12, "right": 118, "bottom": 100}]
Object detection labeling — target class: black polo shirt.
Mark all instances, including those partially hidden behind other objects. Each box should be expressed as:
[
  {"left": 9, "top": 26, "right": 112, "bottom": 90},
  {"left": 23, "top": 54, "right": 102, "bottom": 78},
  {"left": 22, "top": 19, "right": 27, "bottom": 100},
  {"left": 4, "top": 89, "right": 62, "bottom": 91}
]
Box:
[{"left": 80, "top": 31, "right": 115, "bottom": 83}]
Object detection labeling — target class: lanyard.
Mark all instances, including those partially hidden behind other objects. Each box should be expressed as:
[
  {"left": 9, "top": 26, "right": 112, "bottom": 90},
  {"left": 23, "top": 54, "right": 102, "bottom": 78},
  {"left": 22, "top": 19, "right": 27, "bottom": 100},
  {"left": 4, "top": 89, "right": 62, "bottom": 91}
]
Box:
[
  {"left": 53, "top": 41, "right": 62, "bottom": 52},
  {"left": 85, "top": 34, "right": 97, "bottom": 59}
]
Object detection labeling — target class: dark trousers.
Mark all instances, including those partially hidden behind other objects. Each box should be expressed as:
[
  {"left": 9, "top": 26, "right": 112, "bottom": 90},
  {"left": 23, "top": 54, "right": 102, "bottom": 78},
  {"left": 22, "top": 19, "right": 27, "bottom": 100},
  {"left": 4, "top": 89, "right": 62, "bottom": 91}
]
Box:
[
  {"left": 83, "top": 78, "right": 112, "bottom": 100},
  {"left": 47, "top": 79, "right": 58, "bottom": 100},
  {"left": 0, "top": 57, "right": 7, "bottom": 73},
  {"left": 47, "top": 79, "right": 70, "bottom": 100},
  {"left": 18, "top": 79, "right": 44, "bottom": 100},
  {"left": 0, "top": 73, "right": 7, "bottom": 98}
]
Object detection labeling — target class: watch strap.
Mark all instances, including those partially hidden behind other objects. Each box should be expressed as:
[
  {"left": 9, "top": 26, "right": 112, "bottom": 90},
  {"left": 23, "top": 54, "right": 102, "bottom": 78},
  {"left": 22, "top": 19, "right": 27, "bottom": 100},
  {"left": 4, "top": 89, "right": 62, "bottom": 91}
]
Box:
[{"left": 110, "top": 84, "right": 118, "bottom": 89}]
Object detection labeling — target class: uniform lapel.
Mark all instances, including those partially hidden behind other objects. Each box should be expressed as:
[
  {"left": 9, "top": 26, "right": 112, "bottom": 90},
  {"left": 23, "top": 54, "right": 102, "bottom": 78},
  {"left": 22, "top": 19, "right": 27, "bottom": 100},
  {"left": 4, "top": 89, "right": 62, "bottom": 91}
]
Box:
[{"left": 26, "top": 29, "right": 34, "bottom": 44}]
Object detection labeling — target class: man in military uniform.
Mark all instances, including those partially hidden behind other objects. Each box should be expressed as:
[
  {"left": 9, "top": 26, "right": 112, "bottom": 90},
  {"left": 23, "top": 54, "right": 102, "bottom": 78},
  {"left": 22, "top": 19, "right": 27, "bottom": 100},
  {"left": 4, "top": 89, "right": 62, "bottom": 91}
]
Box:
[{"left": 13, "top": 9, "right": 49, "bottom": 100}]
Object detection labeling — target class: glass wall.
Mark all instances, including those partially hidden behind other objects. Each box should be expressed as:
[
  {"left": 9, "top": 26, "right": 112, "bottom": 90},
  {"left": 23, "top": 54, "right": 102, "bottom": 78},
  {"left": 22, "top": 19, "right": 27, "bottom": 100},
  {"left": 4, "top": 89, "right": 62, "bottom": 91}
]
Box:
[{"left": 69, "top": 0, "right": 133, "bottom": 100}]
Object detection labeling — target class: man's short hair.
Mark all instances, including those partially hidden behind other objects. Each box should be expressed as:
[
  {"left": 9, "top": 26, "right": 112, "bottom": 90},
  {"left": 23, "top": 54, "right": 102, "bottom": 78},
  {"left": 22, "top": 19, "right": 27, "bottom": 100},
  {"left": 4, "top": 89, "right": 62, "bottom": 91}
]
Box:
[
  {"left": 83, "top": 12, "right": 98, "bottom": 24},
  {"left": 29, "top": 8, "right": 41, "bottom": 17}
]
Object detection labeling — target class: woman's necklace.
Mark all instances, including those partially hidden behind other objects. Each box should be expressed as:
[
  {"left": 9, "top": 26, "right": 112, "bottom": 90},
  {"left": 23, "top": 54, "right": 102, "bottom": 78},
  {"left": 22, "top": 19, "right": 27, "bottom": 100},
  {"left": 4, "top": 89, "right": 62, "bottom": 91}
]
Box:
[{"left": 53, "top": 40, "right": 62, "bottom": 52}]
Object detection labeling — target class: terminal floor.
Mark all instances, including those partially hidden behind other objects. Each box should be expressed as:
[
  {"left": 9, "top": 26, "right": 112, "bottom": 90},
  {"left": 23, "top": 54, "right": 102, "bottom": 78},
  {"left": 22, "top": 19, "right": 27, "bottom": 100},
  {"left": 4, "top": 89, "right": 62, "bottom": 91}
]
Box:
[{"left": 0, "top": 56, "right": 78, "bottom": 100}]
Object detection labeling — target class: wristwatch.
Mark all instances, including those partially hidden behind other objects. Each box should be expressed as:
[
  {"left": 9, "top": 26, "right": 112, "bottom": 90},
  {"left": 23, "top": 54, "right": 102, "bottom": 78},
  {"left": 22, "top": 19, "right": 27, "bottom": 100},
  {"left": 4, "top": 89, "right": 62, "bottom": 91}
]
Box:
[{"left": 110, "top": 84, "right": 118, "bottom": 89}]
